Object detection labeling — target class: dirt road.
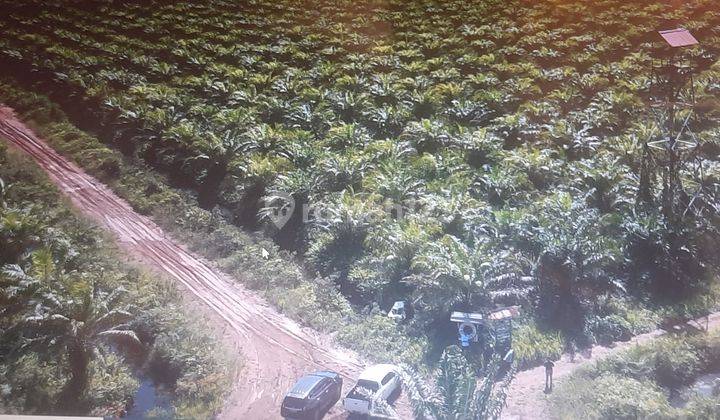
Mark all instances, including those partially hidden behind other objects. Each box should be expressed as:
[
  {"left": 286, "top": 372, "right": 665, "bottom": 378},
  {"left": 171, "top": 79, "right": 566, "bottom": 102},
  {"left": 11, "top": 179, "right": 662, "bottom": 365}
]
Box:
[
  {"left": 502, "top": 312, "right": 720, "bottom": 419},
  {"left": 0, "top": 106, "right": 371, "bottom": 419},
  {"left": 9, "top": 103, "right": 716, "bottom": 420}
]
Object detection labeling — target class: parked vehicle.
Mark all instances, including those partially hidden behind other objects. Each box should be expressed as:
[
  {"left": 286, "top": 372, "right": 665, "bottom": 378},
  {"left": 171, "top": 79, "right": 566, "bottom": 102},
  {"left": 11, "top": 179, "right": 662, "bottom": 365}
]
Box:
[
  {"left": 343, "top": 364, "right": 401, "bottom": 415},
  {"left": 387, "top": 301, "right": 407, "bottom": 320},
  {"left": 281, "top": 371, "right": 342, "bottom": 419}
]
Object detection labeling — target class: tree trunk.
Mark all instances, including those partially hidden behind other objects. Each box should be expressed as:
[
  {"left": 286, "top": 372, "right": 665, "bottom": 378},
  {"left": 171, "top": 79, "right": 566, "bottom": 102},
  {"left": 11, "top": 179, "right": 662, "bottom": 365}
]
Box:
[{"left": 58, "top": 342, "right": 90, "bottom": 414}]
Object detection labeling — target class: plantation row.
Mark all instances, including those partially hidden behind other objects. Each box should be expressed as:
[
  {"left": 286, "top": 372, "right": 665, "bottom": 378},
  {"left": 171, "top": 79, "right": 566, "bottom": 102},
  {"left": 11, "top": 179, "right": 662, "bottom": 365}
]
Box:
[{"left": 1, "top": 0, "right": 719, "bottom": 354}]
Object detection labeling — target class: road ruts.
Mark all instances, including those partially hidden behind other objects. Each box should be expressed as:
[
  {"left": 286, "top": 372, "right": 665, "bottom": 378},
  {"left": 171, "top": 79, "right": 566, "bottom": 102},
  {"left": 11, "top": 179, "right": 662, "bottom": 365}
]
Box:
[{"left": 0, "top": 106, "right": 372, "bottom": 420}]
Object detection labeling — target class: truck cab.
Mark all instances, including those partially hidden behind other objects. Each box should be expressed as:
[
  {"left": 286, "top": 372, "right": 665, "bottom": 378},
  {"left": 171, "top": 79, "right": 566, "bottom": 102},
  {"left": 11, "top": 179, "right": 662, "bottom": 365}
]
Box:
[{"left": 343, "top": 364, "right": 400, "bottom": 415}]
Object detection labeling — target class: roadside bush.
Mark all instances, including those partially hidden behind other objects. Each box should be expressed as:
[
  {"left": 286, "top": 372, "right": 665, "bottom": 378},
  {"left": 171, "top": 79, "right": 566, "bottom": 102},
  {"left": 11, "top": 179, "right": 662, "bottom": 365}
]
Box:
[
  {"left": 552, "top": 374, "right": 675, "bottom": 420},
  {"left": 147, "top": 321, "right": 232, "bottom": 418},
  {"left": 554, "top": 331, "right": 720, "bottom": 419},
  {"left": 592, "top": 296, "right": 660, "bottom": 338},
  {"left": 703, "top": 329, "right": 720, "bottom": 365},
  {"left": 0, "top": 354, "right": 65, "bottom": 414},
  {"left": 86, "top": 353, "right": 138, "bottom": 416},
  {"left": 0, "top": 147, "right": 233, "bottom": 417},
  {"left": 512, "top": 321, "right": 564, "bottom": 369},
  {"left": 79, "top": 149, "right": 123, "bottom": 181},
  {"left": 269, "top": 280, "right": 350, "bottom": 331},
  {"left": 592, "top": 344, "right": 654, "bottom": 381},
  {"left": 130, "top": 273, "right": 233, "bottom": 418},
  {"left": 592, "top": 335, "right": 703, "bottom": 388},
  {"left": 652, "top": 337, "right": 703, "bottom": 388},
  {"left": 587, "top": 314, "right": 633, "bottom": 345},
  {"left": 684, "top": 395, "right": 720, "bottom": 419},
  {"left": 336, "top": 315, "right": 426, "bottom": 366}
]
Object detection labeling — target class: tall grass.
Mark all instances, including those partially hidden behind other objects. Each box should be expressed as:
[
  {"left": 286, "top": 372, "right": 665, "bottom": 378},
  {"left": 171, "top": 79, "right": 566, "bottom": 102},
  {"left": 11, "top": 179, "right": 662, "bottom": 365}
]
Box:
[{"left": 512, "top": 321, "right": 564, "bottom": 369}]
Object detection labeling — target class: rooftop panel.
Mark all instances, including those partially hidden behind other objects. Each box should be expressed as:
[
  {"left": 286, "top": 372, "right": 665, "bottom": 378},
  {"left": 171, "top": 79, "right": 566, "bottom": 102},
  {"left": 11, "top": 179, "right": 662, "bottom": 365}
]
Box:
[{"left": 659, "top": 28, "right": 699, "bottom": 47}]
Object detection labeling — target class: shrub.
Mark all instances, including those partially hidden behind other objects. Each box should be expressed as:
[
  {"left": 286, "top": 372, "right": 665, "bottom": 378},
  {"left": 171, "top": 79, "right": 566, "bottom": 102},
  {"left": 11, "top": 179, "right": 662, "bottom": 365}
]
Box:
[
  {"left": 592, "top": 296, "right": 661, "bottom": 338},
  {"left": 269, "top": 280, "right": 350, "bottom": 331},
  {"left": 512, "top": 321, "right": 564, "bottom": 369},
  {"left": 336, "top": 314, "right": 426, "bottom": 366},
  {"left": 592, "top": 344, "right": 654, "bottom": 381},
  {"left": 557, "top": 332, "right": 720, "bottom": 419},
  {"left": 587, "top": 314, "right": 633, "bottom": 345},
  {"left": 652, "top": 337, "right": 702, "bottom": 388},
  {"left": 147, "top": 321, "right": 232, "bottom": 418},
  {"left": 684, "top": 395, "right": 720, "bottom": 419},
  {"left": 552, "top": 374, "right": 676, "bottom": 420},
  {"left": 86, "top": 353, "right": 138, "bottom": 416},
  {"left": 0, "top": 354, "right": 65, "bottom": 414}
]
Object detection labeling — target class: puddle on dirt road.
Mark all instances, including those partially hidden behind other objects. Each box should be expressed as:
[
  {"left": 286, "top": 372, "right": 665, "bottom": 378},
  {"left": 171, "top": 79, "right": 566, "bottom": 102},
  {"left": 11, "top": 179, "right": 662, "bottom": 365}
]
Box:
[{"left": 124, "top": 378, "right": 172, "bottom": 419}]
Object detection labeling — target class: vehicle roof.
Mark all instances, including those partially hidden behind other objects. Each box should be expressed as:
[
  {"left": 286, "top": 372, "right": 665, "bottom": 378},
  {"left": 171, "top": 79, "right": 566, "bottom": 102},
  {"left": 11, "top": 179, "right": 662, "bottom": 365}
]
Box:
[
  {"left": 358, "top": 364, "right": 398, "bottom": 383},
  {"left": 313, "top": 370, "right": 340, "bottom": 379},
  {"left": 286, "top": 375, "right": 324, "bottom": 399},
  {"left": 286, "top": 371, "right": 338, "bottom": 399}
]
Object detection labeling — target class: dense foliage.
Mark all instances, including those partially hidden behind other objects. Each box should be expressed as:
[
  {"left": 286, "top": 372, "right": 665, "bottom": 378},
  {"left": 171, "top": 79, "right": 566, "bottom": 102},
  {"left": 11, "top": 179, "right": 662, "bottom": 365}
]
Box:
[
  {"left": 402, "top": 345, "right": 514, "bottom": 419},
  {"left": 552, "top": 327, "right": 720, "bottom": 419},
  {"left": 0, "top": 0, "right": 719, "bottom": 357},
  {"left": 0, "top": 144, "right": 231, "bottom": 416},
  {"left": 0, "top": 80, "right": 428, "bottom": 367}
]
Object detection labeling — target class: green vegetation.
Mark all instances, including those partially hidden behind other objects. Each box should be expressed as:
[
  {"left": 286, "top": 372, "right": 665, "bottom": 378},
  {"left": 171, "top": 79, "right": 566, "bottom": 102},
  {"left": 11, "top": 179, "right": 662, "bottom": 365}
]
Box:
[
  {"left": 0, "top": 0, "right": 719, "bottom": 373},
  {"left": 512, "top": 322, "right": 564, "bottom": 369},
  {"left": 0, "top": 79, "right": 428, "bottom": 368},
  {"left": 552, "top": 328, "right": 720, "bottom": 419},
  {"left": 0, "top": 144, "right": 232, "bottom": 416},
  {"left": 402, "top": 345, "right": 514, "bottom": 419}
]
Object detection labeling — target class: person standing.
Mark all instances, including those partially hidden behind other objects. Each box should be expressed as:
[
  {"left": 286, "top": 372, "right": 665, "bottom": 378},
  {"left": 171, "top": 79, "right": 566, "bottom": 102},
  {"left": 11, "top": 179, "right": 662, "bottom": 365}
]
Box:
[{"left": 544, "top": 358, "right": 555, "bottom": 391}]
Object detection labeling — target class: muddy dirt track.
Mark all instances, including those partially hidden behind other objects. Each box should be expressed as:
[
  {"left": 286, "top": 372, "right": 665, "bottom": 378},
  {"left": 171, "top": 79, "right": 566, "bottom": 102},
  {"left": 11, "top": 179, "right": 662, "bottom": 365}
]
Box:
[
  {"left": 7, "top": 104, "right": 720, "bottom": 420},
  {"left": 0, "top": 106, "right": 378, "bottom": 419}
]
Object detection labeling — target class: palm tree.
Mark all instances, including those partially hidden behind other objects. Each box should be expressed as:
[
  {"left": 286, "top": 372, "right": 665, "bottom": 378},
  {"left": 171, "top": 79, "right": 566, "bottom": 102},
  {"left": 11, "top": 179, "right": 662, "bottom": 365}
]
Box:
[
  {"left": 407, "top": 235, "right": 490, "bottom": 316},
  {"left": 0, "top": 264, "right": 42, "bottom": 324},
  {"left": 187, "top": 123, "right": 254, "bottom": 206},
  {"left": 2, "top": 267, "right": 142, "bottom": 413},
  {"left": 402, "top": 345, "right": 515, "bottom": 419},
  {"left": 364, "top": 105, "right": 410, "bottom": 139},
  {"left": 529, "top": 192, "right": 625, "bottom": 332},
  {"left": 306, "top": 189, "right": 383, "bottom": 280},
  {"left": 322, "top": 123, "right": 371, "bottom": 151},
  {"left": 400, "top": 119, "right": 451, "bottom": 154},
  {"left": 331, "top": 92, "right": 372, "bottom": 123},
  {"left": 363, "top": 159, "right": 425, "bottom": 204}
]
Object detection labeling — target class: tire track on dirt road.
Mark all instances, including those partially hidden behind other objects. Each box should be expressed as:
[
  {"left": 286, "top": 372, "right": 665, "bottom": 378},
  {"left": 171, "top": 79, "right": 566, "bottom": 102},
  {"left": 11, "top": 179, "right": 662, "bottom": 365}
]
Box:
[{"left": 0, "top": 106, "right": 369, "bottom": 419}]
